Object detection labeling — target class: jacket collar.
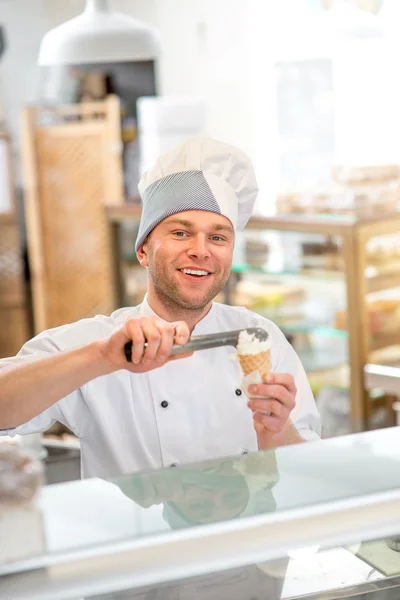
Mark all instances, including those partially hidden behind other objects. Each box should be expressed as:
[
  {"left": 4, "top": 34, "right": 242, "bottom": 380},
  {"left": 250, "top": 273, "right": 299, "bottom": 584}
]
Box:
[{"left": 140, "top": 294, "right": 217, "bottom": 334}]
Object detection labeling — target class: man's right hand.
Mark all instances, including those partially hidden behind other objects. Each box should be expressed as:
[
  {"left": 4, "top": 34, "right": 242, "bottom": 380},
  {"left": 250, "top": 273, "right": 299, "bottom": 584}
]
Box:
[{"left": 98, "top": 316, "right": 192, "bottom": 373}]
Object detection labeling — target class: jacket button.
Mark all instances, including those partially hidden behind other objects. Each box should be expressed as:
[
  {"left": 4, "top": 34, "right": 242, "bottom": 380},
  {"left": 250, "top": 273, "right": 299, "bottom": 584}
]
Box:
[
  {"left": 161, "top": 400, "right": 169, "bottom": 409},
  {"left": 242, "top": 449, "right": 249, "bottom": 455},
  {"left": 170, "top": 463, "right": 177, "bottom": 468},
  {"left": 235, "top": 389, "right": 242, "bottom": 396}
]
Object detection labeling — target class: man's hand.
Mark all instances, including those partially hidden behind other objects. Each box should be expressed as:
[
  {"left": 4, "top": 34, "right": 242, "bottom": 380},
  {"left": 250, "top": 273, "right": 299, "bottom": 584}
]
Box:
[
  {"left": 247, "top": 373, "right": 304, "bottom": 449},
  {"left": 98, "top": 316, "right": 192, "bottom": 374}
]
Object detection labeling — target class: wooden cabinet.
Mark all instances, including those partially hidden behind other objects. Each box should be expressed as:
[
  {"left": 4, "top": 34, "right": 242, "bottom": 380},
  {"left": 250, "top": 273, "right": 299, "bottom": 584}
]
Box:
[{"left": 21, "top": 96, "right": 123, "bottom": 334}]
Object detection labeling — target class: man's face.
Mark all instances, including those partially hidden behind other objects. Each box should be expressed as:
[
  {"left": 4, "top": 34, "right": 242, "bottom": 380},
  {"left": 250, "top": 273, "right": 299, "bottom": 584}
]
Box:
[{"left": 138, "top": 210, "right": 234, "bottom": 311}]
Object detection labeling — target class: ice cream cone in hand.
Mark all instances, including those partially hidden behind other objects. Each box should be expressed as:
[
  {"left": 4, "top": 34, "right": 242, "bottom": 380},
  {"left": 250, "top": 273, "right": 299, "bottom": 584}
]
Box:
[
  {"left": 236, "top": 329, "right": 272, "bottom": 394},
  {"left": 238, "top": 351, "right": 271, "bottom": 380}
]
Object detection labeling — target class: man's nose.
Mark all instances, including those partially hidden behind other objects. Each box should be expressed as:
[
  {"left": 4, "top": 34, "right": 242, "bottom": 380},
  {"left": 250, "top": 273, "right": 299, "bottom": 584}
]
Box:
[{"left": 187, "top": 234, "right": 211, "bottom": 259}]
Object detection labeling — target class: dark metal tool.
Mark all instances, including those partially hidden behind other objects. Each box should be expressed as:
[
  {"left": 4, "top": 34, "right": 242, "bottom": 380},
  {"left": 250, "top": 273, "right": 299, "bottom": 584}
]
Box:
[{"left": 124, "top": 327, "right": 268, "bottom": 363}]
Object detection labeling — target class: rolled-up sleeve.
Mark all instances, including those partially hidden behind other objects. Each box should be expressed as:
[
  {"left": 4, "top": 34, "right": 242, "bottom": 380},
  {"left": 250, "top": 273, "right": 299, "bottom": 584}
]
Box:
[{"left": 0, "top": 407, "right": 63, "bottom": 438}]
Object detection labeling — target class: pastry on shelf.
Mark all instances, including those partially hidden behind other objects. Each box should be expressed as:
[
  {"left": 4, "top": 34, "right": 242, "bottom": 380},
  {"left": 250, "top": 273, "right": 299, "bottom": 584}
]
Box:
[
  {"left": 349, "top": 182, "right": 400, "bottom": 217},
  {"left": 276, "top": 191, "right": 308, "bottom": 214},
  {"left": 0, "top": 443, "right": 46, "bottom": 563},
  {"left": 232, "top": 278, "right": 305, "bottom": 313},
  {"left": 276, "top": 172, "right": 400, "bottom": 218},
  {"left": 300, "top": 237, "right": 343, "bottom": 271},
  {"left": 0, "top": 443, "right": 44, "bottom": 509},
  {"left": 369, "top": 299, "right": 400, "bottom": 336},
  {"left": 244, "top": 237, "right": 269, "bottom": 268},
  {"left": 366, "top": 234, "right": 400, "bottom": 267},
  {"left": 335, "top": 297, "right": 400, "bottom": 336},
  {"left": 332, "top": 164, "right": 400, "bottom": 186}
]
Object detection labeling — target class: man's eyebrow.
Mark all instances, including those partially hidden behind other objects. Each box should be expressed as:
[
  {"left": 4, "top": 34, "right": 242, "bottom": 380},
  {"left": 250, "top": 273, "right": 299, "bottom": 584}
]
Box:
[
  {"left": 211, "top": 223, "right": 234, "bottom": 234},
  {"left": 164, "top": 218, "right": 193, "bottom": 227},
  {"left": 164, "top": 218, "right": 234, "bottom": 234}
]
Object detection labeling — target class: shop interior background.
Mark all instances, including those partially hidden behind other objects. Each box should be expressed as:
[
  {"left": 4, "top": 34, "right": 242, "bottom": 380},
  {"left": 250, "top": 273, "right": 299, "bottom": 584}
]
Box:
[{"left": 1, "top": 0, "right": 400, "bottom": 450}]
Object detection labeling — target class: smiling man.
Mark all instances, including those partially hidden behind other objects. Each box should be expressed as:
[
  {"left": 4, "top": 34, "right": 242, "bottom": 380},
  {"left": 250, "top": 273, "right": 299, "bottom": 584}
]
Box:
[
  {"left": 0, "top": 137, "right": 320, "bottom": 478},
  {"left": 138, "top": 213, "right": 234, "bottom": 323}
]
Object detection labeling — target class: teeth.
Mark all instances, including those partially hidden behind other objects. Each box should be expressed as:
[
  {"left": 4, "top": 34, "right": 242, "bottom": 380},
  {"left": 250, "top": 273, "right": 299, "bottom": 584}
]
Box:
[{"left": 181, "top": 269, "right": 209, "bottom": 276}]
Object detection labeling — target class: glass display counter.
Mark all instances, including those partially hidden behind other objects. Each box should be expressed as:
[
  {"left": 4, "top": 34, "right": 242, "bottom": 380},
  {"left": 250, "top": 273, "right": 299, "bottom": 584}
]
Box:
[{"left": 3, "top": 427, "right": 400, "bottom": 599}]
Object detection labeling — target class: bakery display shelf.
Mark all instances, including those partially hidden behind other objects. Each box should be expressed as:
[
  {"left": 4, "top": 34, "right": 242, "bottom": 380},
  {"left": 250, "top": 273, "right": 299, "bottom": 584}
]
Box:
[
  {"left": 233, "top": 263, "right": 400, "bottom": 296},
  {"left": 253, "top": 310, "right": 347, "bottom": 338},
  {"left": 297, "top": 345, "right": 348, "bottom": 374},
  {"left": 105, "top": 204, "right": 400, "bottom": 432},
  {"left": 282, "top": 323, "right": 347, "bottom": 337},
  {"left": 232, "top": 262, "right": 344, "bottom": 281}
]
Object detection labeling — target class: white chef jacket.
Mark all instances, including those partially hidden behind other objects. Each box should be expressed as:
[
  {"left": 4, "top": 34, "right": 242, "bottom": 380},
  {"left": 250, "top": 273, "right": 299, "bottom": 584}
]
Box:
[{"left": 0, "top": 296, "right": 320, "bottom": 478}]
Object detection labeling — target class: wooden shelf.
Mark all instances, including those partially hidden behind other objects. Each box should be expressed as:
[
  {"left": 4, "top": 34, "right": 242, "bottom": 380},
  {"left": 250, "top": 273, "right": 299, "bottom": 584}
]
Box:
[
  {"left": 367, "top": 269, "right": 400, "bottom": 294},
  {"left": 370, "top": 331, "right": 400, "bottom": 353},
  {"left": 105, "top": 202, "right": 141, "bottom": 223},
  {"left": 105, "top": 203, "right": 400, "bottom": 242}
]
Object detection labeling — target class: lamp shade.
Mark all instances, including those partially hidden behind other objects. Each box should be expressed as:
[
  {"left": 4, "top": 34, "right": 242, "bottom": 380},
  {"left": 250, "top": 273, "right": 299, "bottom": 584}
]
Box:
[{"left": 38, "top": 0, "right": 159, "bottom": 66}]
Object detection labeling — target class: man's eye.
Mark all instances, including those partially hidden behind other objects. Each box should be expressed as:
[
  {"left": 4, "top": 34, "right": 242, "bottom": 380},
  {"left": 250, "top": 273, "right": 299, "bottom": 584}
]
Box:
[
  {"left": 211, "top": 235, "right": 224, "bottom": 242},
  {"left": 174, "top": 231, "right": 187, "bottom": 237}
]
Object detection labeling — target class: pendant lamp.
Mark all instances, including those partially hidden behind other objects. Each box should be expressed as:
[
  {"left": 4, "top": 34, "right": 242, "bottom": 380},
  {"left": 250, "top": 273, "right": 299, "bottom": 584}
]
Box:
[{"left": 38, "top": 0, "right": 159, "bottom": 66}]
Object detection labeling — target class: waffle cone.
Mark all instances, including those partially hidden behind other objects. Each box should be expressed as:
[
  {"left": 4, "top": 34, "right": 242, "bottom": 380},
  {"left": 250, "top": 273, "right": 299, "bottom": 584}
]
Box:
[{"left": 238, "top": 350, "right": 271, "bottom": 379}]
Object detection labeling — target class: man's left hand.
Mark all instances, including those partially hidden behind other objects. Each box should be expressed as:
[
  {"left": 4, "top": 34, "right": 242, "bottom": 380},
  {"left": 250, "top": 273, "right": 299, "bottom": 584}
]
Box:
[{"left": 247, "top": 373, "right": 303, "bottom": 449}]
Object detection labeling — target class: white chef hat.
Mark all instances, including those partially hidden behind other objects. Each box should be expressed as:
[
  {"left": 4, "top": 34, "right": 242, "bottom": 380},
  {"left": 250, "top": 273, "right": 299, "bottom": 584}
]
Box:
[{"left": 135, "top": 136, "right": 258, "bottom": 251}]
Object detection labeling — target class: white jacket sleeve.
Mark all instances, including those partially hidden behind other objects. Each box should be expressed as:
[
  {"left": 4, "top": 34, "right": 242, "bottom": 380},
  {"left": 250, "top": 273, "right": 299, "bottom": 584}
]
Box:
[{"left": 0, "top": 315, "right": 114, "bottom": 439}]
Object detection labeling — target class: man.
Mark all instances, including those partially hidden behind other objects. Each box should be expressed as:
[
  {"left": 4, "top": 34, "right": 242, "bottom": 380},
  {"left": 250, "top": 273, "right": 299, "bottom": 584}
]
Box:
[{"left": 0, "top": 137, "right": 320, "bottom": 478}]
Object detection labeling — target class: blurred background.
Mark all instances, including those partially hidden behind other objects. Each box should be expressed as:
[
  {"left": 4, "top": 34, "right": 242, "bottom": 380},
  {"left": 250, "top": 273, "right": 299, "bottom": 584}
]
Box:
[{"left": 1, "top": 0, "right": 400, "bottom": 450}]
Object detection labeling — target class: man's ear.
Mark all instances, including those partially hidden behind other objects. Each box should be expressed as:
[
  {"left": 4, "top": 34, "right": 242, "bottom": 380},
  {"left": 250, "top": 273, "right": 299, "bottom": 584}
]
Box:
[{"left": 137, "top": 240, "right": 149, "bottom": 267}]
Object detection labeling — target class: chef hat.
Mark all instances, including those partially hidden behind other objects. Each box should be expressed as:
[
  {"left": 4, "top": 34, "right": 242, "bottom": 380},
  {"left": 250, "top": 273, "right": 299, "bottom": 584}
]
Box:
[{"left": 135, "top": 136, "right": 258, "bottom": 251}]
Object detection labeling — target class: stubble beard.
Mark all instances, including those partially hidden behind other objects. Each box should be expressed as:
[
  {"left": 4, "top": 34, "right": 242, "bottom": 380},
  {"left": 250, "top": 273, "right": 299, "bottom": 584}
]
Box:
[{"left": 148, "top": 258, "right": 228, "bottom": 314}]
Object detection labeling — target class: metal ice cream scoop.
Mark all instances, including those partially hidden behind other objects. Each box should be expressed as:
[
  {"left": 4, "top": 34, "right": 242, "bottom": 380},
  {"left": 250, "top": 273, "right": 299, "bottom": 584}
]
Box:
[{"left": 124, "top": 327, "right": 268, "bottom": 363}]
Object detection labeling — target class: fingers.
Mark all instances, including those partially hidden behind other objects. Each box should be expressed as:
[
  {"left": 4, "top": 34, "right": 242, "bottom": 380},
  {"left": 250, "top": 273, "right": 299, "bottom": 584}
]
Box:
[
  {"left": 155, "top": 323, "right": 175, "bottom": 361},
  {"left": 266, "top": 372, "right": 297, "bottom": 394},
  {"left": 253, "top": 411, "right": 282, "bottom": 434},
  {"left": 248, "top": 383, "right": 295, "bottom": 412},
  {"left": 124, "top": 318, "right": 147, "bottom": 364},
  {"left": 248, "top": 398, "right": 285, "bottom": 418},
  {"left": 140, "top": 318, "right": 164, "bottom": 363},
  {"left": 248, "top": 373, "right": 297, "bottom": 411},
  {"left": 124, "top": 317, "right": 190, "bottom": 365},
  {"left": 253, "top": 419, "right": 265, "bottom": 437},
  {"left": 247, "top": 372, "right": 297, "bottom": 438},
  {"left": 172, "top": 321, "right": 191, "bottom": 346}
]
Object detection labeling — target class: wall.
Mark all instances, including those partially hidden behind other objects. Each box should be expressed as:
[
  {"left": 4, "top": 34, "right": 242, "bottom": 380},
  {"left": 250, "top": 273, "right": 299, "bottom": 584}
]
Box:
[
  {"left": 0, "top": 0, "right": 275, "bottom": 205},
  {"left": 0, "top": 0, "right": 51, "bottom": 172},
  {"left": 3, "top": 1, "right": 398, "bottom": 209},
  {"left": 42, "top": 0, "right": 256, "bottom": 152}
]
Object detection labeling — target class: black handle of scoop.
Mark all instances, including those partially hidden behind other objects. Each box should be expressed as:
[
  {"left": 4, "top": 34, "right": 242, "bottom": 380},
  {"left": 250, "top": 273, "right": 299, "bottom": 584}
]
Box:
[{"left": 124, "top": 327, "right": 268, "bottom": 363}]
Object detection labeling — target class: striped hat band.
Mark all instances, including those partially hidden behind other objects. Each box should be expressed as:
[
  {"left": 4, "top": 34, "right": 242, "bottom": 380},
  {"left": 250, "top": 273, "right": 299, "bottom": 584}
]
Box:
[{"left": 135, "top": 170, "right": 238, "bottom": 251}]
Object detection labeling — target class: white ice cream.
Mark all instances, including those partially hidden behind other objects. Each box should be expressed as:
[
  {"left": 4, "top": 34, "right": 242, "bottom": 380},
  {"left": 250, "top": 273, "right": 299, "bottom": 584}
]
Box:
[{"left": 236, "top": 330, "right": 271, "bottom": 355}]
